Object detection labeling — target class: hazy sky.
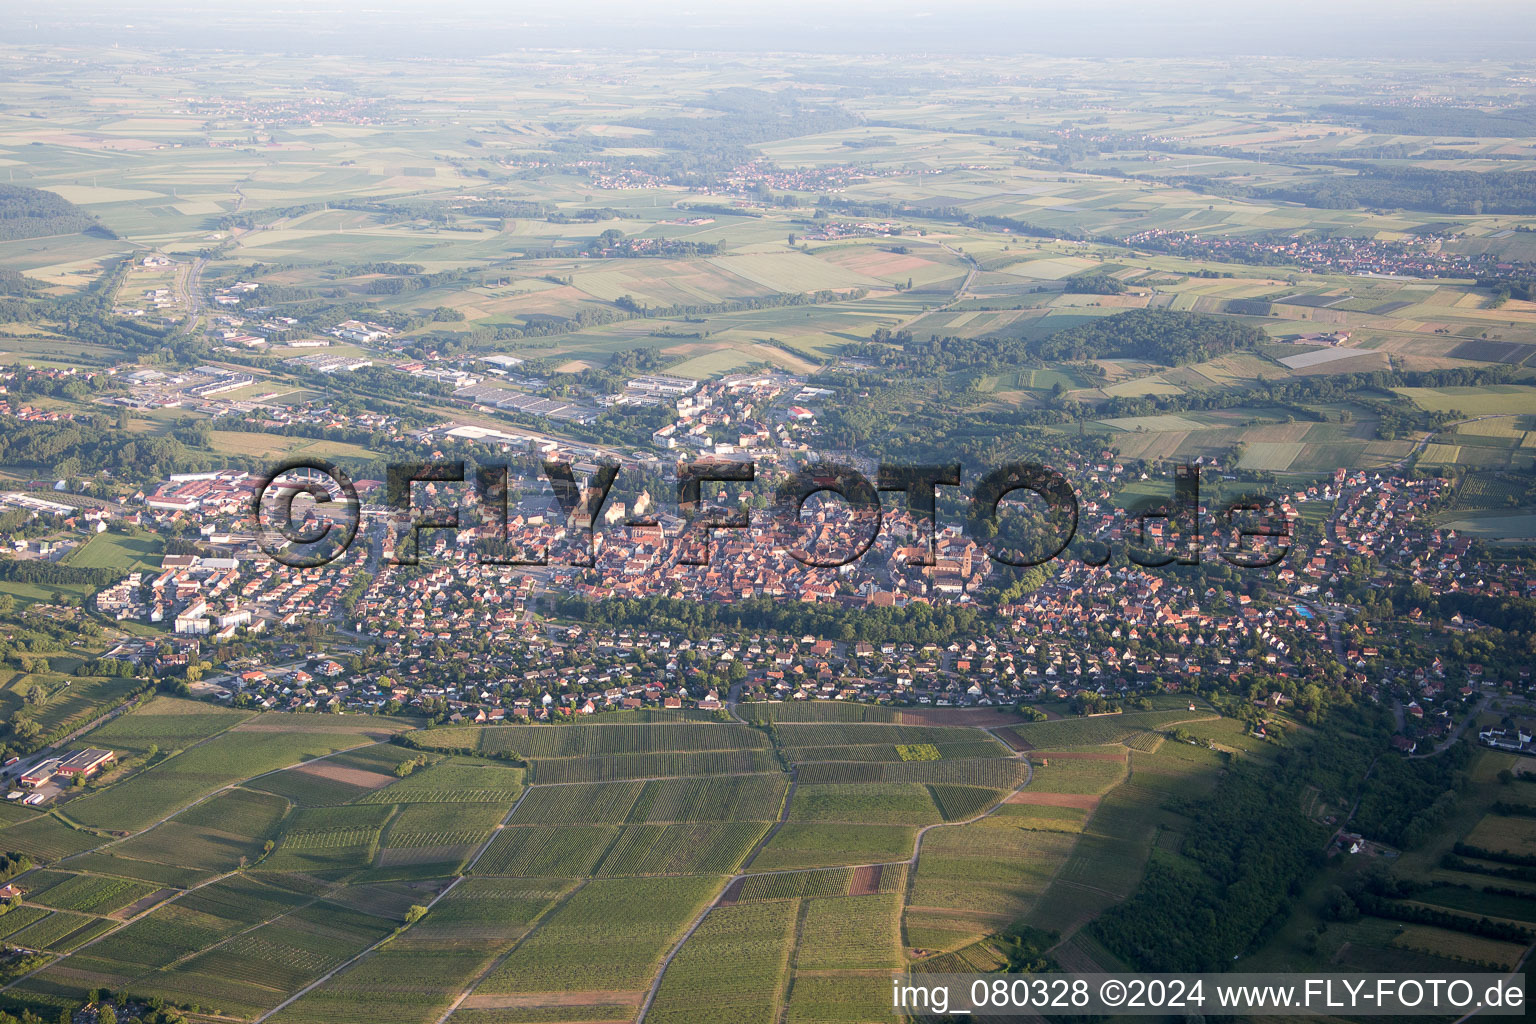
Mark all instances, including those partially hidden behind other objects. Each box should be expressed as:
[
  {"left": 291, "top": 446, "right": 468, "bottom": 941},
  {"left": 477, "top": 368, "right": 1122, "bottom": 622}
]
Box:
[{"left": 4, "top": 0, "right": 1535, "bottom": 59}]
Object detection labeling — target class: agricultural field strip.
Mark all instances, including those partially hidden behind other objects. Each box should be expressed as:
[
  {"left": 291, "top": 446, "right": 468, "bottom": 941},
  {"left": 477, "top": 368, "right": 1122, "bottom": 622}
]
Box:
[
  {"left": 782, "top": 899, "right": 813, "bottom": 1013},
  {"left": 1401, "top": 897, "right": 1536, "bottom": 931},
  {"left": 0, "top": 742, "right": 396, "bottom": 995},
  {"left": 26, "top": 688, "right": 149, "bottom": 760},
  {"left": 99, "top": 878, "right": 339, "bottom": 981},
  {"left": 899, "top": 755, "right": 1040, "bottom": 913},
  {"left": 1043, "top": 875, "right": 1127, "bottom": 903},
  {"left": 251, "top": 874, "right": 468, "bottom": 1024},
  {"left": 1008, "top": 710, "right": 1220, "bottom": 750},
  {"left": 1000, "top": 748, "right": 1196, "bottom": 954},
  {"left": 631, "top": 767, "right": 799, "bottom": 1024},
  {"left": 60, "top": 703, "right": 261, "bottom": 810},
  {"left": 985, "top": 726, "right": 1027, "bottom": 752},
  {"left": 427, "top": 878, "right": 592, "bottom": 1024},
  {"left": 725, "top": 859, "right": 911, "bottom": 886},
  {"left": 0, "top": 868, "right": 241, "bottom": 995},
  {"left": 53, "top": 738, "right": 393, "bottom": 864},
  {"left": 255, "top": 779, "right": 538, "bottom": 1023},
  {"left": 20, "top": 874, "right": 158, "bottom": 915},
  {"left": 735, "top": 767, "right": 798, "bottom": 871},
  {"left": 460, "top": 783, "right": 533, "bottom": 873},
  {"left": 635, "top": 745, "right": 1035, "bottom": 1023},
  {"left": 508, "top": 769, "right": 786, "bottom": 788},
  {"left": 18, "top": 718, "right": 1024, "bottom": 1013},
  {"left": 458, "top": 722, "right": 770, "bottom": 759},
  {"left": 0, "top": 746, "right": 402, "bottom": 1000}
]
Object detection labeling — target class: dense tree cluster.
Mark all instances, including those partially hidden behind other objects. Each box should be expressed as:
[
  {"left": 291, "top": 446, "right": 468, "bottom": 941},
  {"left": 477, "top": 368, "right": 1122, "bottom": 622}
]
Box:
[
  {"left": 847, "top": 327, "right": 1019, "bottom": 374},
  {"left": 0, "top": 416, "right": 212, "bottom": 484},
  {"left": 0, "top": 852, "right": 31, "bottom": 885},
  {"left": 605, "top": 88, "right": 860, "bottom": 185},
  {"left": 1257, "top": 167, "right": 1536, "bottom": 215},
  {"left": 1453, "top": 841, "right": 1536, "bottom": 868},
  {"left": 1492, "top": 802, "right": 1536, "bottom": 818},
  {"left": 1344, "top": 745, "right": 1467, "bottom": 848},
  {"left": 390, "top": 732, "right": 525, "bottom": 764},
  {"left": 1351, "top": 890, "right": 1532, "bottom": 944},
  {"left": 548, "top": 207, "right": 626, "bottom": 224},
  {"left": 1441, "top": 853, "right": 1536, "bottom": 882},
  {"left": 1478, "top": 275, "right": 1533, "bottom": 305},
  {"left": 814, "top": 195, "right": 1079, "bottom": 241},
  {"left": 678, "top": 203, "right": 762, "bottom": 219},
  {"left": 0, "top": 269, "right": 41, "bottom": 298},
  {"left": 1062, "top": 271, "right": 1127, "bottom": 295},
  {"left": 1093, "top": 709, "right": 1468, "bottom": 970},
  {"left": 1316, "top": 103, "right": 1536, "bottom": 138},
  {"left": 848, "top": 312, "right": 1267, "bottom": 379},
  {"left": 1096, "top": 364, "right": 1509, "bottom": 425},
  {"left": 0, "top": 561, "right": 121, "bottom": 588},
  {"left": 455, "top": 199, "right": 555, "bottom": 219},
  {"left": 0, "top": 184, "right": 108, "bottom": 241},
  {"left": 1034, "top": 309, "right": 1264, "bottom": 364},
  {"left": 364, "top": 267, "right": 478, "bottom": 295},
  {"left": 555, "top": 593, "right": 987, "bottom": 645},
  {"left": 1091, "top": 765, "right": 1322, "bottom": 970}
]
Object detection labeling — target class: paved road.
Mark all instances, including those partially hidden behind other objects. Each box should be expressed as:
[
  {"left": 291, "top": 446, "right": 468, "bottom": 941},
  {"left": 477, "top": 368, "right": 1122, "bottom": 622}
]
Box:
[
  {"left": 1393, "top": 414, "right": 1508, "bottom": 470},
  {"left": 1386, "top": 689, "right": 1490, "bottom": 759},
  {"left": 1298, "top": 599, "right": 1350, "bottom": 667},
  {"left": 1411, "top": 692, "right": 1492, "bottom": 759},
  {"left": 884, "top": 241, "right": 979, "bottom": 335},
  {"left": 942, "top": 244, "right": 979, "bottom": 306},
  {"left": 171, "top": 255, "right": 207, "bottom": 335},
  {"left": 1450, "top": 938, "right": 1533, "bottom": 1024}
]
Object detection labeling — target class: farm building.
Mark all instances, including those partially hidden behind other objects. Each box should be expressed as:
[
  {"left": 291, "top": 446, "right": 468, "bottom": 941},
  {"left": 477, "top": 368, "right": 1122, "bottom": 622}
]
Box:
[
  {"left": 55, "top": 749, "right": 116, "bottom": 779},
  {"left": 20, "top": 759, "right": 61, "bottom": 787}
]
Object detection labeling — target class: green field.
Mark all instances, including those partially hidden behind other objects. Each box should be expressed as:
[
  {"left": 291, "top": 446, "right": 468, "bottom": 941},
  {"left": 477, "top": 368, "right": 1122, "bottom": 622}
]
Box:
[
  {"left": 1440, "top": 510, "right": 1536, "bottom": 542},
  {"left": 647, "top": 900, "right": 797, "bottom": 1024},
  {"left": 751, "top": 823, "right": 918, "bottom": 871},
  {"left": 787, "top": 783, "right": 942, "bottom": 825},
  {"left": 477, "top": 876, "right": 722, "bottom": 995},
  {"left": 1010, "top": 708, "right": 1216, "bottom": 750},
  {"left": 60, "top": 531, "right": 163, "bottom": 571},
  {"left": 1396, "top": 386, "right": 1536, "bottom": 416}
]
